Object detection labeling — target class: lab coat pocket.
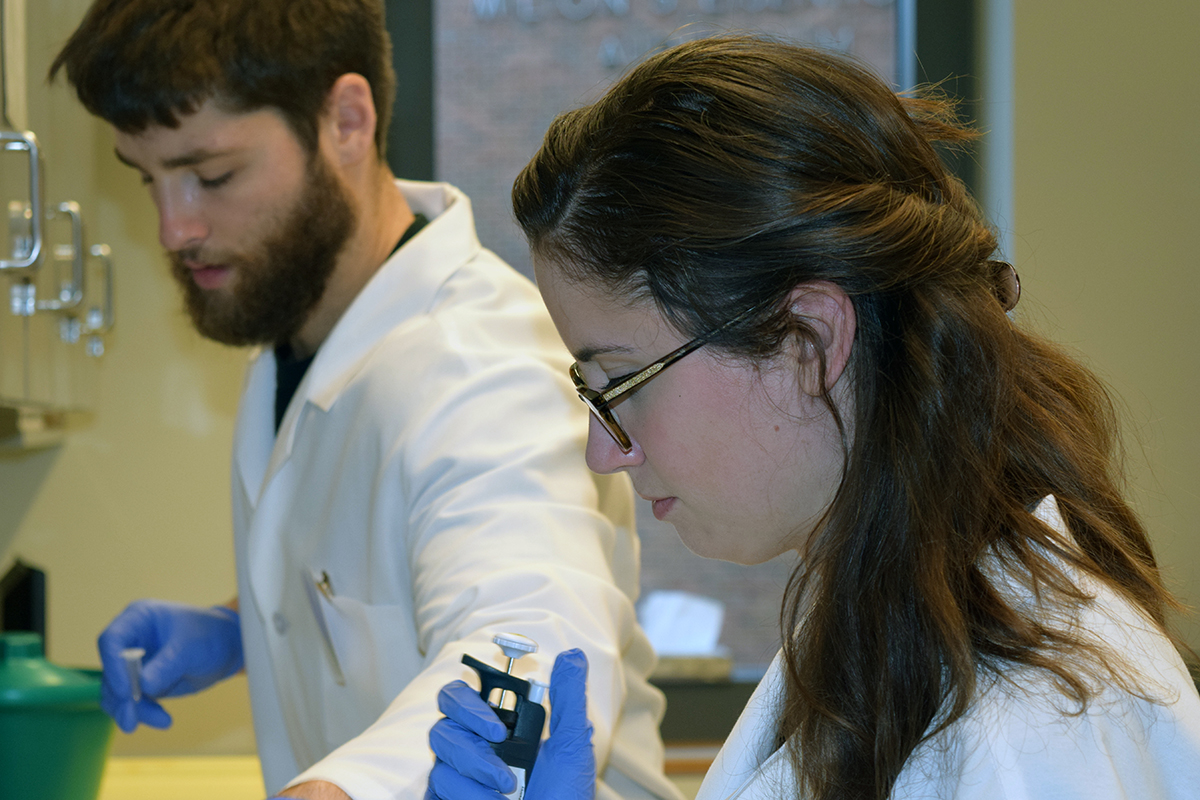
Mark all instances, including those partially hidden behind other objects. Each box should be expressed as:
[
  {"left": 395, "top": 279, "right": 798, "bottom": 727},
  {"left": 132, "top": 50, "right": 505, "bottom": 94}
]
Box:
[
  {"left": 302, "top": 569, "right": 346, "bottom": 687},
  {"left": 310, "top": 578, "right": 425, "bottom": 744}
]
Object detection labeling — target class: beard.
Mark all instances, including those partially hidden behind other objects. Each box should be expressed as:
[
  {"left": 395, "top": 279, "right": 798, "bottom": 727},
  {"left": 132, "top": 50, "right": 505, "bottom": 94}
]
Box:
[{"left": 169, "top": 153, "right": 356, "bottom": 347}]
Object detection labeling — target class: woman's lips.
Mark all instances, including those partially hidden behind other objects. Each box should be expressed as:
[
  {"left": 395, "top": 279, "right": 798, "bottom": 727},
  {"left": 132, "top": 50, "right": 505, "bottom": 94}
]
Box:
[{"left": 651, "top": 497, "right": 676, "bottom": 521}]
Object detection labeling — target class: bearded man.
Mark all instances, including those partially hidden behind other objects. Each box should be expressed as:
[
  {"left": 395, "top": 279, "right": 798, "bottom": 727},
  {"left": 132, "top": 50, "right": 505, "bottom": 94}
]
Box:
[{"left": 50, "top": 3, "right": 680, "bottom": 800}]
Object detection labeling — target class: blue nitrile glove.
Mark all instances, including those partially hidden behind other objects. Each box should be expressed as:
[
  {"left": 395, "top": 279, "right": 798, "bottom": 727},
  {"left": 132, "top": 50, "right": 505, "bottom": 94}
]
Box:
[
  {"left": 97, "top": 599, "right": 243, "bottom": 733},
  {"left": 526, "top": 649, "right": 596, "bottom": 799},
  {"left": 426, "top": 648, "right": 596, "bottom": 800}
]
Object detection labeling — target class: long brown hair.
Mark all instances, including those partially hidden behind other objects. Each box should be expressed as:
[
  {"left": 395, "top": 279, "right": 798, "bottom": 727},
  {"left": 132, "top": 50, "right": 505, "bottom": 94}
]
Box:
[{"left": 513, "top": 35, "right": 1179, "bottom": 800}]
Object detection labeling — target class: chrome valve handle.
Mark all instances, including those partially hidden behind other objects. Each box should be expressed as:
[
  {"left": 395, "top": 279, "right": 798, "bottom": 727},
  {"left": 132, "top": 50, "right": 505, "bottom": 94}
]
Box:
[
  {"left": 37, "top": 201, "right": 85, "bottom": 311},
  {"left": 84, "top": 243, "right": 114, "bottom": 334},
  {"left": 1, "top": 130, "right": 43, "bottom": 271},
  {"left": 83, "top": 243, "right": 114, "bottom": 357}
]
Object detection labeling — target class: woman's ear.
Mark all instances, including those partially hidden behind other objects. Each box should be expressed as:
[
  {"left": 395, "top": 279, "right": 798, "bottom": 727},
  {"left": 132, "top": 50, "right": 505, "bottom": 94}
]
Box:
[
  {"left": 320, "top": 73, "right": 377, "bottom": 167},
  {"left": 786, "top": 282, "right": 856, "bottom": 396}
]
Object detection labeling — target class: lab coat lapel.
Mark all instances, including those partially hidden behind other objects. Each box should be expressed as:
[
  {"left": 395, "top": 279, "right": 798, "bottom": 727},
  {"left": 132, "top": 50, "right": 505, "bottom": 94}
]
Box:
[
  {"left": 232, "top": 349, "right": 277, "bottom": 509},
  {"left": 231, "top": 345, "right": 306, "bottom": 512},
  {"left": 263, "top": 371, "right": 306, "bottom": 493},
  {"left": 233, "top": 346, "right": 295, "bottom": 715},
  {"left": 236, "top": 349, "right": 318, "bottom": 764},
  {"left": 697, "top": 650, "right": 790, "bottom": 799}
]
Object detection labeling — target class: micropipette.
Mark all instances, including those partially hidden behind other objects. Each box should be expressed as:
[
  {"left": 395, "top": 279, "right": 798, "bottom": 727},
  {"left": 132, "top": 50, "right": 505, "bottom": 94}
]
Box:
[{"left": 461, "top": 633, "right": 545, "bottom": 799}]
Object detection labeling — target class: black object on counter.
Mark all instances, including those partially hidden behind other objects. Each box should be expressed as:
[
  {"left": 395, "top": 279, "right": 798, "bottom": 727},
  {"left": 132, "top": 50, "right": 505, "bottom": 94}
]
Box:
[
  {"left": 652, "top": 677, "right": 759, "bottom": 743},
  {"left": 0, "top": 559, "right": 47, "bottom": 645}
]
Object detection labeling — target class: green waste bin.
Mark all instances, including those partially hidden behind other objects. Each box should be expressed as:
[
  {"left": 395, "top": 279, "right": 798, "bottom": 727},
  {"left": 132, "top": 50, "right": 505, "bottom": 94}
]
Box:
[{"left": 0, "top": 631, "right": 114, "bottom": 800}]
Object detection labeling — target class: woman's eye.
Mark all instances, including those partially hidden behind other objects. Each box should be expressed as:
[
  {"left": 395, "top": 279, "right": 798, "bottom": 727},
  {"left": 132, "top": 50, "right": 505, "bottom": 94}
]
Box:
[
  {"left": 577, "top": 363, "right": 614, "bottom": 392},
  {"left": 600, "top": 375, "right": 624, "bottom": 392},
  {"left": 601, "top": 369, "right": 640, "bottom": 395}
]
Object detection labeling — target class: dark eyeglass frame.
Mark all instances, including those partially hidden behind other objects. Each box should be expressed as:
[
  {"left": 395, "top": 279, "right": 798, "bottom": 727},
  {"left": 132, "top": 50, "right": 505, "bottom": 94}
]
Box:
[{"left": 569, "top": 304, "right": 762, "bottom": 453}]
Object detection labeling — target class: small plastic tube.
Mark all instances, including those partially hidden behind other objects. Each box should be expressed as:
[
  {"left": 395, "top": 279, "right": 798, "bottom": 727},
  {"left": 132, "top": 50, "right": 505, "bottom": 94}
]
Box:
[{"left": 121, "top": 647, "right": 145, "bottom": 702}]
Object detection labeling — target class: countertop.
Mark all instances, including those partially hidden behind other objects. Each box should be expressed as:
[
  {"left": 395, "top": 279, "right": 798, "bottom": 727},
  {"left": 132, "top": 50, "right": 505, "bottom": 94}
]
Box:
[
  {"left": 96, "top": 755, "right": 708, "bottom": 800},
  {"left": 97, "top": 757, "right": 265, "bottom": 800}
]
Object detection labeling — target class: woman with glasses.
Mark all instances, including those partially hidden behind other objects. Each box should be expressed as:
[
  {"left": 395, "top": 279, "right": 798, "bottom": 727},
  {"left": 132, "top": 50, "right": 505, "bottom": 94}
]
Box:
[{"left": 424, "top": 35, "right": 1200, "bottom": 800}]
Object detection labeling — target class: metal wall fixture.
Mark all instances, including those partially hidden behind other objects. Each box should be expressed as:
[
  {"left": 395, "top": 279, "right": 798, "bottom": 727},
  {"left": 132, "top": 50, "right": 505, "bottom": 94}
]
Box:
[
  {"left": 2, "top": 0, "right": 116, "bottom": 449},
  {"left": 7, "top": 198, "right": 116, "bottom": 351}
]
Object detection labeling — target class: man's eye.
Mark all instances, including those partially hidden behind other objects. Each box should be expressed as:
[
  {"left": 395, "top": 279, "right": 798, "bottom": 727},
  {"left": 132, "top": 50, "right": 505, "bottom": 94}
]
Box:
[
  {"left": 139, "top": 173, "right": 153, "bottom": 186},
  {"left": 199, "top": 172, "right": 233, "bottom": 189}
]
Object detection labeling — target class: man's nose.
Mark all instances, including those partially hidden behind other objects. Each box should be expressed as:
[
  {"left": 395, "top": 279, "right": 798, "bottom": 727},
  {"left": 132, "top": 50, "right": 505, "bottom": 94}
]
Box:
[
  {"left": 156, "top": 186, "right": 208, "bottom": 252},
  {"left": 584, "top": 415, "right": 644, "bottom": 474}
]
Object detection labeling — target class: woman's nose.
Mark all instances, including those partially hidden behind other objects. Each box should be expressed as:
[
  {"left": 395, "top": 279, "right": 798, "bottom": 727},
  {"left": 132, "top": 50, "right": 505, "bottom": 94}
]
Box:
[{"left": 584, "top": 415, "right": 644, "bottom": 474}]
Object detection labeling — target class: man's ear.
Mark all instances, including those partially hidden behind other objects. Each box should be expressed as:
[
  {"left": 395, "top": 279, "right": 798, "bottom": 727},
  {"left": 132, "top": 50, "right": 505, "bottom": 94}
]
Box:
[
  {"left": 321, "top": 73, "right": 377, "bottom": 166},
  {"left": 786, "top": 281, "right": 856, "bottom": 397}
]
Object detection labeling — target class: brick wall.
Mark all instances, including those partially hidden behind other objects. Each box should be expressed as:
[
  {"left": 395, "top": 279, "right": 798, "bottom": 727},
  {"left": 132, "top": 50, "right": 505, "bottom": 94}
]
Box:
[{"left": 434, "top": 0, "right": 896, "bottom": 668}]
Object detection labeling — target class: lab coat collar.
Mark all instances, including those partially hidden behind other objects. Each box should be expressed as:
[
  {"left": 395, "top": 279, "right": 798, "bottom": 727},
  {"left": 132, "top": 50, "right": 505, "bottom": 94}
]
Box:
[
  {"left": 698, "top": 649, "right": 789, "bottom": 799},
  {"left": 234, "top": 180, "right": 480, "bottom": 506},
  {"left": 300, "top": 180, "right": 479, "bottom": 414}
]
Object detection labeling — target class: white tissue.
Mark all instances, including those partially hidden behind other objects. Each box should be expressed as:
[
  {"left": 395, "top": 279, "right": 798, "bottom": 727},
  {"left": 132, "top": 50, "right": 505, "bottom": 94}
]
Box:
[{"left": 638, "top": 590, "right": 725, "bottom": 656}]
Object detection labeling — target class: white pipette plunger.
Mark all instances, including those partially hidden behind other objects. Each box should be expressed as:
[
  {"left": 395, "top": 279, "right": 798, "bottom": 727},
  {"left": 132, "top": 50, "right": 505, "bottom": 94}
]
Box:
[{"left": 492, "top": 632, "right": 537, "bottom": 708}]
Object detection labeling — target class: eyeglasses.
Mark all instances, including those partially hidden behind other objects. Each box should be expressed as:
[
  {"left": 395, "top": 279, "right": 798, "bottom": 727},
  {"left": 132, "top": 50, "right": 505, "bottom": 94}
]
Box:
[{"left": 569, "top": 304, "right": 762, "bottom": 453}]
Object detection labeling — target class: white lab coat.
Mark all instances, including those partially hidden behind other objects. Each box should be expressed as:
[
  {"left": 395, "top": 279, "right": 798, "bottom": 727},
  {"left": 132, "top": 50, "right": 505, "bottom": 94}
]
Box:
[
  {"left": 231, "top": 181, "right": 681, "bottom": 800},
  {"left": 697, "top": 497, "right": 1200, "bottom": 799}
]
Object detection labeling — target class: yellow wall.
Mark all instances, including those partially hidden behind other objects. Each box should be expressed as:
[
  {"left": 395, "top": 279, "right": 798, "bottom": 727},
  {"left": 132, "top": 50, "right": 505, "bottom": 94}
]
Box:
[
  {"left": 1011, "top": 0, "right": 1200, "bottom": 646},
  {"left": 1, "top": 0, "right": 255, "bottom": 754},
  {"left": 0, "top": 0, "right": 1196, "bottom": 760}
]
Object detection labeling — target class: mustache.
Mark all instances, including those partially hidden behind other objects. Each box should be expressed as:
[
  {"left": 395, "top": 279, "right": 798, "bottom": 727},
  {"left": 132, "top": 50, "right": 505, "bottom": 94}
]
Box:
[{"left": 171, "top": 247, "right": 232, "bottom": 267}]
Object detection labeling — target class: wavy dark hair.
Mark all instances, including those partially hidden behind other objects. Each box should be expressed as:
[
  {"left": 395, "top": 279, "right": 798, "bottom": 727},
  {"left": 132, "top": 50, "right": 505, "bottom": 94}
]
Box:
[
  {"left": 49, "top": 0, "right": 395, "bottom": 155},
  {"left": 513, "top": 35, "right": 1179, "bottom": 800}
]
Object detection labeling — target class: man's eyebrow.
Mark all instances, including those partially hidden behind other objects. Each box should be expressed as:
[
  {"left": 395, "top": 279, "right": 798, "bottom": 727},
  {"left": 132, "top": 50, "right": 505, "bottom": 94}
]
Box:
[
  {"left": 573, "top": 344, "right": 635, "bottom": 363},
  {"left": 113, "top": 148, "right": 233, "bottom": 171}
]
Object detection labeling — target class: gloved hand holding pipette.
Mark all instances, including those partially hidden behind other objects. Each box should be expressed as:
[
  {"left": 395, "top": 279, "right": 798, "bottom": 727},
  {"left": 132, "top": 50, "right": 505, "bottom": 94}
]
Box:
[
  {"left": 97, "top": 599, "right": 243, "bottom": 733},
  {"left": 426, "top": 649, "right": 596, "bottom": 800}
]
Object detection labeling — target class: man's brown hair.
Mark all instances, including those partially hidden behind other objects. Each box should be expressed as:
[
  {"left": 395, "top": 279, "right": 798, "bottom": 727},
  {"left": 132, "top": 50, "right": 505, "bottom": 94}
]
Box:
[{"left": 50, "top": 0, "right": 396, "bottom": 156}]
